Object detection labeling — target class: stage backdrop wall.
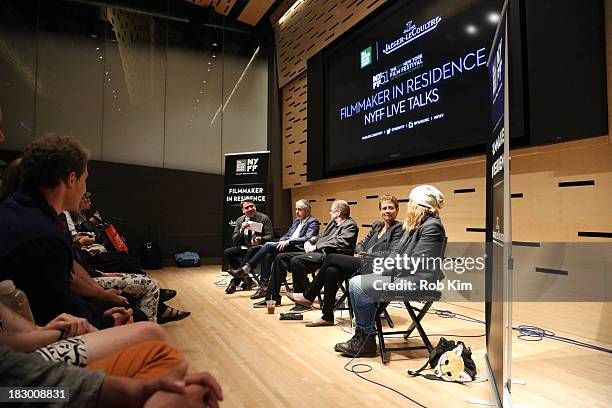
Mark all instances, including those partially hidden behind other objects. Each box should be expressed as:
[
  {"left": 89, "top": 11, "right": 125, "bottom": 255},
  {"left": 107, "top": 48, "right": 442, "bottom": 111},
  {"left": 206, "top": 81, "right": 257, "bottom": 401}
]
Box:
[{"left": 273, "top": 0, "right": 612, "bottom": 344}]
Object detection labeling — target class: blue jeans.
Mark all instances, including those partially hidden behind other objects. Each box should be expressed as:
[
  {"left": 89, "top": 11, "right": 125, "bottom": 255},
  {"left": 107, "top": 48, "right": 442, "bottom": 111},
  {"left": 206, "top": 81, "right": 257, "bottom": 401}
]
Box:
[
  {"left": 349, "top": 274, "right": 429, "bottom": 333},
  {"left": 348, "top": 275, "right": 377, "bottom": 334},
  {"left": 246, "top": 242, "right": 279, "bottom": 286}
]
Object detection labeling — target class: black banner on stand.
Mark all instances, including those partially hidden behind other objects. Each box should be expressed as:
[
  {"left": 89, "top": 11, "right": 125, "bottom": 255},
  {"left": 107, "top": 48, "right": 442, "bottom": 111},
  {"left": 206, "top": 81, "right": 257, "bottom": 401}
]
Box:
[
  {"left": 222, "top": 151, "right": 270, "bottom": 269},
  {"left": 486, "top": 1, "right": 512, "bottom": 406}
]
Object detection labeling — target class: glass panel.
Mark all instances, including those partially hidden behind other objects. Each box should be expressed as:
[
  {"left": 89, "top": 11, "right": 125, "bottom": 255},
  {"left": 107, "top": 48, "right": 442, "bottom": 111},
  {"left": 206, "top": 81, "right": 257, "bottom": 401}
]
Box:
[
  {"left": 36, "top": 1, "right": 105, "bottom": 159},
  {"left": 163, "top": 16, "right": 223, "bottom": 173},
  {"left": 221, "top": 39, "right": 268, "bottom": 170},
  {"left": 0, "top": 0, "right": 37, "bottom": 151},
  {"left": 101, "top": 6, "right": 166, "bottom": 167}
]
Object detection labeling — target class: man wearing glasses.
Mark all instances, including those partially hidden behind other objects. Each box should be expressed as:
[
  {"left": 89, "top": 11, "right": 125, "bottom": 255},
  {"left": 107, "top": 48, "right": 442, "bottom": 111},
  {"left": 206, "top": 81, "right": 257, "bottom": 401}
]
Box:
[
  {"left": 254, "top": 200, "right": 358, "bottom": 311},
  {"left": 228, "top": 199, "right": 320, "bottom": 300}
]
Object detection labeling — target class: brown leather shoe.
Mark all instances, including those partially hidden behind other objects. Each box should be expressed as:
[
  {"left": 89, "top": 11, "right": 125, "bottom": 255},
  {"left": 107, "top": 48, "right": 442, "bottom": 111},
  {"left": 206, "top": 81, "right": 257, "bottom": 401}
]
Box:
[
  {"left": 225, "top": 278, "right": 239, "bottom": 294},
  {"left": 250, "top": 287, "right": 267, "bottom": 299},
  {"left": 228, "top": 268, "right": 248, "bottom": 278}
]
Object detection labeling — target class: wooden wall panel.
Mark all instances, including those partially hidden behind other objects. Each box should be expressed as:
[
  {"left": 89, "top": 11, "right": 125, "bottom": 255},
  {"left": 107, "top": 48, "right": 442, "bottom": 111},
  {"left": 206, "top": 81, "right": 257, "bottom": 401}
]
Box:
[
  {"left": 184, "top": 0, "right": 237, "bottom": 16},
  {"left": 281, "top": 72, "right": 309, "bottom": 188},
  {"left": 272, "top": 0, "right": 388, "bottom": 88}
]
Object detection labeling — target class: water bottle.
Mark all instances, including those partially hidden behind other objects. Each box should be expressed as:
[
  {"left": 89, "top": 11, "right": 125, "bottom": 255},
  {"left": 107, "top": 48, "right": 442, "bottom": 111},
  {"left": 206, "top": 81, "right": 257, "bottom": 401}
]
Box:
[{"left": 0, "top": 280, "right": 35, "bottom": 323}]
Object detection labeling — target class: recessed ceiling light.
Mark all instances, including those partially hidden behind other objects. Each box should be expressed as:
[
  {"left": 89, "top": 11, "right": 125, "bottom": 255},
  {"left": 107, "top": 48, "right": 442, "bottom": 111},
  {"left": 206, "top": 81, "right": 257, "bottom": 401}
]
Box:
[
  {"left": 487, "top": 13, "right": 500, "bottom": 24},
  {"left": 466, "top": 25, "right": 477, "bottom": 34}
]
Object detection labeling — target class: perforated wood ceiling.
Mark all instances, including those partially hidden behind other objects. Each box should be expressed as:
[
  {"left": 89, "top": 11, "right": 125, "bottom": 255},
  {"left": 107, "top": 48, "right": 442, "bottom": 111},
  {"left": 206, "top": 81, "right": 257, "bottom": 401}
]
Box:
[
  {"left": 184, "top": 0, "right": 238, "bottom": 16},
  {"left": 272, "top": 0, "right": 388, "bottom": 88}
]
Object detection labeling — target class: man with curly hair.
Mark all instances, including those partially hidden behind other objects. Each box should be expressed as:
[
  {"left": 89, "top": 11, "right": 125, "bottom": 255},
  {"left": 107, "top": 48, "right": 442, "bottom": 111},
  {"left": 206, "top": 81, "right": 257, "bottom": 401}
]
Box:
[{"left": 0, "top": 135, "right": 132, "bottom": 328}]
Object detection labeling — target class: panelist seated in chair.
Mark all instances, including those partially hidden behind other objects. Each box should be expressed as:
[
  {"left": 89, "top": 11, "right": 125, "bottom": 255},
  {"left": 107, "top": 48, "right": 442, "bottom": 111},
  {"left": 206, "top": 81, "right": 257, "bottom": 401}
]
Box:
[
  {"left": 334, "top": 185, "right": 446, "bottom": 357},
  {"left": 255, "top": 200, "right": 358, "bottom": 310},
  {"left": 224, "top": 199, "right": 273, "bottom": 294},
  {"left": 288, "top": 195, "right": 404, "bottom": 327},
  {"left": 228, "top": 199, "right": 320, "bottom": 300}
]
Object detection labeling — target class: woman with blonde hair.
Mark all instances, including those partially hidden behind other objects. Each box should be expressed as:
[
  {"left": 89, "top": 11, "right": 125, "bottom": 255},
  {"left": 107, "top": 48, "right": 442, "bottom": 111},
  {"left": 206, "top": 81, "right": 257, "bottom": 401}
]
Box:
[{"left": 334, "top": 185, "right": 446, "bottom": 357}]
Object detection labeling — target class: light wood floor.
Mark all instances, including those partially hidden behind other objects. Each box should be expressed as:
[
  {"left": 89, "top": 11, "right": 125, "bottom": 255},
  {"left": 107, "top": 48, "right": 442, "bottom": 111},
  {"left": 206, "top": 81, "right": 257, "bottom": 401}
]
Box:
[{"left": 149, "top": 266, "right": 611, "bottom": 408}]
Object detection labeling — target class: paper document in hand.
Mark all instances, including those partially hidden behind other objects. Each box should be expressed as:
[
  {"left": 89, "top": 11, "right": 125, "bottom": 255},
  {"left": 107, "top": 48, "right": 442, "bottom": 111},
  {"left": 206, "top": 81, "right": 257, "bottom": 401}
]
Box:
[{"left": 246, "top": 221, "right": 263, "bottom": 233}]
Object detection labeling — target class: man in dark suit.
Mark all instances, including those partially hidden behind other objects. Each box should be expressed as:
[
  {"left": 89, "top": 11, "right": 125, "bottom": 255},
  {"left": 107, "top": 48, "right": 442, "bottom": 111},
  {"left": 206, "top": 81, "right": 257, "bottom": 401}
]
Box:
[
  {"left": 255, "top": 200, "right": 359, "bottom": 310},
  {"left": 228, "top": 199, "right": 320, "bottom": 300},
  {"left": 224, "top": 199, "right": 274, "bottom": 294}
]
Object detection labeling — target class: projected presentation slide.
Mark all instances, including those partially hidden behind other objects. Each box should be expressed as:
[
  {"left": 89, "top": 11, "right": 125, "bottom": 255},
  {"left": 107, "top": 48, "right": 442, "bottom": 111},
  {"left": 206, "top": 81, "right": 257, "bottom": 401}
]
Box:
[{"left": 324, "top": 0, "right": 502, "bottom": 173}]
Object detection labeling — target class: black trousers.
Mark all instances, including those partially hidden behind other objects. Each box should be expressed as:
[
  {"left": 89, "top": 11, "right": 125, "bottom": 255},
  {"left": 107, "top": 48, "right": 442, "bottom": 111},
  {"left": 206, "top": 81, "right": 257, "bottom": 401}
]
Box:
[
  {"left": 303, "top": 253, "right": 361, "bottom": 322},
  {"left": 224, "top": 245, "right": 260, "bottom": 284},
  {"left": 88, "top": 251, "right": 144, "bottom": 275},
  {"left": 267, "top": 251, "right": 322, "bottom": 302}
]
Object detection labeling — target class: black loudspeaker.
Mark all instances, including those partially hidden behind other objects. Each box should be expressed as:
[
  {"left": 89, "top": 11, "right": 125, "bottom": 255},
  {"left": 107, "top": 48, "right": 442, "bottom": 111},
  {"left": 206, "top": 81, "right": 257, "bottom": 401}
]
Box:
[
  {"left": 521, "top": 0, "right": 607, "bottom": 144},
  {"left": 140, "top": 226, "right": 162, "bottom": 270}
]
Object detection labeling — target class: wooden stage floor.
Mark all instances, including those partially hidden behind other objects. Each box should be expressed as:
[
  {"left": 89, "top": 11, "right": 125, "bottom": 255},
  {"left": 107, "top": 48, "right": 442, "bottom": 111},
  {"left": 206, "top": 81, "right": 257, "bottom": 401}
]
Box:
[{"left": 149, "top": 266, "right": 611, "bottom": 407}]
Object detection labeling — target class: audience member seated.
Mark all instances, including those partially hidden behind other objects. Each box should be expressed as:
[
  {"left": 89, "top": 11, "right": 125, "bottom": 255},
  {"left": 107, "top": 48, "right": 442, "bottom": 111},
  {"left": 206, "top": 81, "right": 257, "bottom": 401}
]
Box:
[
  {"left": 255, "top": 200, "right": 358, "bottom": 310},
  {"left": 0, "top": 301, "right": 165, "bottom": 366},
  {"left": 0, "top": 157, "right": 22, "bottom": 203},
  {"left": 0, "top": 345, "right": 223, "bottom": 408},
  {"left": 63, "top": 209, "right": 190, "bottom": 324},
  {"left": 334, "top": 185, "right": 445, "bottom": 357},
  {"left": 288, "top": 195, "right": 403, "bottom": 326},
  {"left": 227, "top": 199, "right": 320, "bottom": 300},
  {"left": 73, "top": 192, "right": 146, "bottom": 276},
  {"left": 0, "top": 135, "right": 134, "bottom": 328},
  {"left": 71, "top": 192, "right": 182, "bottom": 307},
  {"left": 224, "top": 199, "right": 274, "bottom": 294}
]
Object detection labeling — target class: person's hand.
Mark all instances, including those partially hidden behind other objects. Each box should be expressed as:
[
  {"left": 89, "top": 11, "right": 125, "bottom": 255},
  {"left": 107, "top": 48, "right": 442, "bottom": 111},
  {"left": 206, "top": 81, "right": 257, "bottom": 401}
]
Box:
[
  {"left": 304, "top": 242, "right": 316, "bottom": 253},
  {"left": 104, "top": 306, "right": 134, "bottom": 326},
  {"left": 106, "top": 288, "right": 128, "bottom": 304},
  {"left": 184, "top": 372, "right": 224, "bottom": 408},
  {"left": 42, "top": 313, "right": 97, "bottom": 337},
  {"left": 78, "top": 235, "right": 96, "bottom": 246},
  {"left": 251, "top": 236, "right": 262, "bottom": 245},
  {"left": 276, "top": 240, "right": 289, "bottom": 251},
  {"left": 241, "top": 221, "right": 250, "bottom": 230},
  {"left": 354, "top": 253, "right": 364, "bottom": 259},
  {"left": 101, "top": 272, "right": 125, "bottom": 278},
  {"left": 144, "top": 385, "right": 211, "bottom": 408}
]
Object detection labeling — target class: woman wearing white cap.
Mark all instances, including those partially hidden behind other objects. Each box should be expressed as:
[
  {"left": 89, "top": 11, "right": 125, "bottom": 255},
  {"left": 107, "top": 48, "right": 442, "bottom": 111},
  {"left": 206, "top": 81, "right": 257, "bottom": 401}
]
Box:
[{"left": 334, "top": 185, "right": 446, "bottom": 357}]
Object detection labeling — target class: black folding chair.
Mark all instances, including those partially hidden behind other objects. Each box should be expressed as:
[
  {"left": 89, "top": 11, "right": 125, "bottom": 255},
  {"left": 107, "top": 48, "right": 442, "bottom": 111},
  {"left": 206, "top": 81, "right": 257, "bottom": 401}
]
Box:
[
  {"left": 333, "top": 276, "right": 394, "bottom": 327},
  {"left": 374, "top": 237, "right": 447, "bottom": 364}
]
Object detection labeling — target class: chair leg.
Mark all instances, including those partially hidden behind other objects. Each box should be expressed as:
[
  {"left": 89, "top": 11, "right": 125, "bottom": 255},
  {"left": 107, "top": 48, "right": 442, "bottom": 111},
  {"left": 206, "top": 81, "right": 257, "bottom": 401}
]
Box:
[
  {"left": 404, "top": 301, "right": 433, "bottom": 339},
  {"left": 405, "top": 302, "right": 434, "bottom": 352},
  {"left": 333, "top": 290, "right": 348, "bottom": 312},
  {"left": 283, "top": 279, "right": 291, "bottom": 293},
  {"left": 375, "top": 305, "right": 389, "bottom": 364},
  {"left": 383, "top": 309, "right": 394, "bottom": 328}
]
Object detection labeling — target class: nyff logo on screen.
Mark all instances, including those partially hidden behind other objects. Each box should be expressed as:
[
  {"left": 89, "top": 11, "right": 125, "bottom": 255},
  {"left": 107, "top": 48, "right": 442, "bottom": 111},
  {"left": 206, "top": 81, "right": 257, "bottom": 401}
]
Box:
[
  {"left": 360, "top": 46, "right": 372, "bottom": 68},
  {"left": 383, "top": 16, "right": 442, "bottom": 55},
  {"left": 235, "top": 158, "right": 259, "bottom": 174}
]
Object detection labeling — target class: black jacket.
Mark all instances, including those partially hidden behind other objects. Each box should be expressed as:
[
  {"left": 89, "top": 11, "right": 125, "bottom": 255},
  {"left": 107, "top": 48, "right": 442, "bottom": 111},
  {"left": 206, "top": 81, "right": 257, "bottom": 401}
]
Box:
[
  {"left": 311, "top": 217, "right": 359, "bottom": 254},
  {"left": 355, "top": 220, "right": 403, "bottom": 259},
  {"left": 363, "top": 216, "right": 446, "bottom": 280},
  {"left": 232, "top": 212, "right": 274, "bottom": 246}
]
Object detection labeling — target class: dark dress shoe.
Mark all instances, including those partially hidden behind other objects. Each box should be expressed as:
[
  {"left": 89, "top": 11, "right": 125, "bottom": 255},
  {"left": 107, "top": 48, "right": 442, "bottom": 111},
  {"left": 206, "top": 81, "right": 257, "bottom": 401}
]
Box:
[
  {"left": 241, "top": 277, "right": 256, "bottom": 291},
  {"left": 228, "top": 268, "right": 248, "bottom": 278},
  {"left": 289, "top": 304, "right": 312, "bottom": 312},
  {"left": 250, "top": 287, "right": 267, "bottom": 299},
  {"left": 225, "top": 278, "right": 240, "bottom": 294},
  {"left": 253, "top": 299, "right": 280, "bottom": 308}
]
